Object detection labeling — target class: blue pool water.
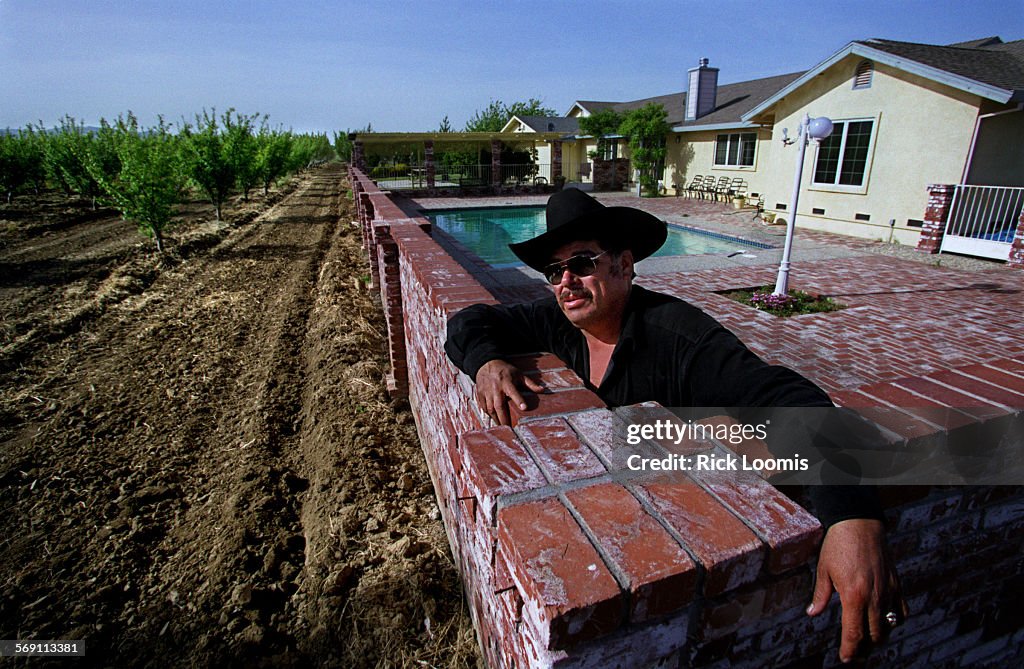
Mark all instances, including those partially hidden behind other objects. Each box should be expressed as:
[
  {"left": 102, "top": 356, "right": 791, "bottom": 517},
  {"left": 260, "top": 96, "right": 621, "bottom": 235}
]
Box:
[{"left": 426, "top": 206, "right": 771, "bottom": 267}]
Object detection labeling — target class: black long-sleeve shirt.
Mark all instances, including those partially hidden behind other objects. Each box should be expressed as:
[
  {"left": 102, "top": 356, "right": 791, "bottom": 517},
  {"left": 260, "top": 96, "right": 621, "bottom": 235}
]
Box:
[{"left": 445, "top": 285, "right": 883, "bottom": 528}]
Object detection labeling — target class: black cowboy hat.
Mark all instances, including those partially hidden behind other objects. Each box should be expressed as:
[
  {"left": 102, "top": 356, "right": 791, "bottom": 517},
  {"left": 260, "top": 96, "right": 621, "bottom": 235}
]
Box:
[{"left": 508, "top": 188, "right": 667, "bottom": 272}]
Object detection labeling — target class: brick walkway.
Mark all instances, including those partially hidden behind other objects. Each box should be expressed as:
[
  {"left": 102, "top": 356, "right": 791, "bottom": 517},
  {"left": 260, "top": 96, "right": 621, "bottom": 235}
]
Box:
[
  {"left": 399, "top": 192, "right": 1024, "bottom": 403},
  {"left": 641, "top": 256, "right": 1024, "bottom": 395}
]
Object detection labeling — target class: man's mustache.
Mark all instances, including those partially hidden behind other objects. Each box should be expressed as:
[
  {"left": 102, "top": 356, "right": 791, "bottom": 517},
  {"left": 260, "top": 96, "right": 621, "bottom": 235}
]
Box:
[{"left": 560, "top": 288, "right": 591, "bottom": 300}]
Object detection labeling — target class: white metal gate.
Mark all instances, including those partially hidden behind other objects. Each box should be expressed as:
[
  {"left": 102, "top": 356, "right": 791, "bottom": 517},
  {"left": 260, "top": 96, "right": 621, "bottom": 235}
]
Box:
[{"left": 940, "top": 185, "right": 1024, "bottom": 260}]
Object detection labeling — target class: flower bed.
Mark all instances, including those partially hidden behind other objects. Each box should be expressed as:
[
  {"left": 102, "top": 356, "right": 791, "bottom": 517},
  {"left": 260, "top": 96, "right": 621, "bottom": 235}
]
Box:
[{"left": 720, "top": 286, "right": 845, "bottom": 317}]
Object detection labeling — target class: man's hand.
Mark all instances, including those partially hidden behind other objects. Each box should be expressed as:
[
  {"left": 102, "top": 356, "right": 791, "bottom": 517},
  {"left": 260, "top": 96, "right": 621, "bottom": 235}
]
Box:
[
  {"left": 807, "top": 518, "right": 906, "bottom": 663},
  {"left": 475, "top": 359, "right": 545, "bottom": 426}
]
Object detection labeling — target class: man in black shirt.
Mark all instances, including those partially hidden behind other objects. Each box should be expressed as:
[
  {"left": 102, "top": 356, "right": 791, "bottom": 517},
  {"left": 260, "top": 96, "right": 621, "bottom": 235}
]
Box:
[{"left": 445, "top": 188, "right": 905, "bottom": 663}]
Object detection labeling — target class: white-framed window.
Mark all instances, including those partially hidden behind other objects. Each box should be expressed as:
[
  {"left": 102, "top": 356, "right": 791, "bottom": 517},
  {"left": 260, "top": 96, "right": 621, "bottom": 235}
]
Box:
[
  {"left": 714, "top": 132, "right": 757, "bottom": 167},
  {"left": 812, "top": 119, "right": 874, "bottom": 187},
  {"left": 603, "top": 139, "right": 619, "bottom": 160}
]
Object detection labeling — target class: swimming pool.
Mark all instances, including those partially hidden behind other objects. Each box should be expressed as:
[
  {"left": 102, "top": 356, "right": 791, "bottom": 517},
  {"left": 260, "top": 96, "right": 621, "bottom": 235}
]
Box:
[{"left": 426, "top": 206, "right": 772, "bottom": 267}]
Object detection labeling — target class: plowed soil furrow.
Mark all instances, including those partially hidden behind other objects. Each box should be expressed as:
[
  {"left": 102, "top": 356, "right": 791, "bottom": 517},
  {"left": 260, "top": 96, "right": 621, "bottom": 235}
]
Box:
[{"left": 0, "top": 166, "right": 478, "bottom": 668}]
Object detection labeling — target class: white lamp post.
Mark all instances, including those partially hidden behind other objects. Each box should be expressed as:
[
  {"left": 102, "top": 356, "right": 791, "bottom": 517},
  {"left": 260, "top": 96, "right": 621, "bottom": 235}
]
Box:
[{"left": 773, "top": 113, "right": 833, "bottom": 296}]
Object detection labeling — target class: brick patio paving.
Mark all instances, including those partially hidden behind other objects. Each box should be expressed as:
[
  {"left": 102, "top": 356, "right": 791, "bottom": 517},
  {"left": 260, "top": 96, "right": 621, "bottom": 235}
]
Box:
[
  {"left": 400, "top": 192, "right": 1024, "bottom": 407},
  {"left": 640, "top": 256, "right": 1024, "bottom": 396}
]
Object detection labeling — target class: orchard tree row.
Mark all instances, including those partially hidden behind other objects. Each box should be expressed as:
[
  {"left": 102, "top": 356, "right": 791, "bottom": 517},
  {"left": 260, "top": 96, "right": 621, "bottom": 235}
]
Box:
[{"left": 0, "top": 110, "right": 336, "bottom": 251}]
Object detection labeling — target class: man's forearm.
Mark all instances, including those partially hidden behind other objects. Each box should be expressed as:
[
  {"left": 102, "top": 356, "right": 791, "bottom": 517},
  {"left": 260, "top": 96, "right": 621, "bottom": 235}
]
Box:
[{"left": 445, "top": 300, "right": 559, "bottom": 378}]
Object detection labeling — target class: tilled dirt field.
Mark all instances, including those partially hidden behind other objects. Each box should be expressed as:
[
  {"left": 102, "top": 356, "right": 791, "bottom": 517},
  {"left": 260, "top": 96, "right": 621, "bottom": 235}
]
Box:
[{"left": 0, "top": 165, "right": 479, "bottom": 667}]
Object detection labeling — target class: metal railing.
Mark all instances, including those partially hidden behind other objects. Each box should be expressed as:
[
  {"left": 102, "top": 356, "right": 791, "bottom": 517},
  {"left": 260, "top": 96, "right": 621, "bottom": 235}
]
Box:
[
  {"left": 367, "top": 163, "right": 552, "bottom": 190},
  {"left": 497, "top": 163, "right": 552, "bottom": 185},
  {"left": 941, "top": 185, "right": 1024, "bottom": 260}
]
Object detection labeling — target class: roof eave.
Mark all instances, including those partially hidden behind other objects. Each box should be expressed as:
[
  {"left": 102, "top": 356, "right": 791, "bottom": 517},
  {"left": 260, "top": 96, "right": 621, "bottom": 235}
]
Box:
[
  {"left": 353, "top": 131, "right": 567, "bottom": 143},
  {"left": 741, "top": 42, "right": 1015, "bottom": 122},
  {"left": 671, "top": 121, "right": 761, "bottom": 133}
]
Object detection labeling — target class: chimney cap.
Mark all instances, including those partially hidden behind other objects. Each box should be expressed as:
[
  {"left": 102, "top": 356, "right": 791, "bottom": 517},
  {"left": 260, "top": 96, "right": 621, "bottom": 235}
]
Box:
[{"left": 699, "top": 57, "right": 709, "bottom": 67}]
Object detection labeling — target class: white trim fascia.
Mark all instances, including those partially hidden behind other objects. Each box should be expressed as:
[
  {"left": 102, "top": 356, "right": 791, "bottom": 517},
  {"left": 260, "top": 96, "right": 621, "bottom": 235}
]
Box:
[
  {"left": 671, "top": 122, "right": 760, "bottom": 133},
  {"left": 742, "top": 42, "right": 1014, "bottom": 121},
  {"left": 500, "top": 115, "right": 529, "bottom": 133},
  {"left": 566, "top": 102, "right": 591, "bottom": 116},
  {"left": 742, "top": 42, "right": 859, "bottom": 120}
]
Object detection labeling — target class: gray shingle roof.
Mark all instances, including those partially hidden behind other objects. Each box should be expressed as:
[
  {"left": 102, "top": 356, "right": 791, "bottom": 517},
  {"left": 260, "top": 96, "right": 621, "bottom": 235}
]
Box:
[
  {"left": 861, "top": 37, "right": 1024, "bottom": 94},
  {"left": 513, "top": 115, "right": 581, "bottom": 134},
  {"left": 574, "top": 72, "right": 804, "bottom": 129},
  {"left": 946, "top": 36, "right": 1003, "bottom": 49}
]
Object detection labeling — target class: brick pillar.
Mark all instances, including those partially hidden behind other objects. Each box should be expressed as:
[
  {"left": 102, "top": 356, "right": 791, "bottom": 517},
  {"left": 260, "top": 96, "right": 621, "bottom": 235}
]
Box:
[
  {"left": 373, "top": 221, "right": 408, "bottom": 397},
  {"left": 491, "top": 139, "right": 502, "bottom": 194},
  {"left": 552, "top": 140, "right": 563, "bottom": 182},
  {"left": 593, "top": 159, "right": 610, "bottom": 191},
  {"left": 424, "top": 139, "right": 435, "bottom": 191},
  {"left": 1009, "top": 208, "right": 1024, "bottom": 268},
  {"left": 916, "top": 184, "right": 955, "bottom": 253},
  {"left": 352, "top": 140, "right": 366, "bottom": 172}
]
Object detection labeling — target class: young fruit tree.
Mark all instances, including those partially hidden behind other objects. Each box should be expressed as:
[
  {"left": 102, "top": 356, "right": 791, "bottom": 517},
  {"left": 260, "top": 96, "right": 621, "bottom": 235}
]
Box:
[
  {"left": 86, "top": 114, "right": 187, "bottom": 253},
  {"left": 288, "top": 133, "right": 334, "bottom": 172},
  {"left": 0, "top": 134, "right": 32, "bottom": 203},
  {"left": 255, "top": 127, "right": 293, "bottom": 196},
  {"left": 41, "top": 116, "right": 117, "bottom": 210},
  {"left": 223, "top": 110, "right": 261, "bottom": 201},
  {"left": 0, "top": 130, "right": 45, "bottom": 203},
  {"left": 178, "top": 109, "right": 235, "bottom": 221}
]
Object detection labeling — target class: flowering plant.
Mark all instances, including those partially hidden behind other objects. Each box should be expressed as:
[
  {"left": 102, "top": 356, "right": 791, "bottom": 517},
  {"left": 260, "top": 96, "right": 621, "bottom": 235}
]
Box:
[
  {"left": 749, "top": 290, "right": 797, "bottom": 311},
  {"left": 720, "top": 286, "right": 844, "bottom": 317}
]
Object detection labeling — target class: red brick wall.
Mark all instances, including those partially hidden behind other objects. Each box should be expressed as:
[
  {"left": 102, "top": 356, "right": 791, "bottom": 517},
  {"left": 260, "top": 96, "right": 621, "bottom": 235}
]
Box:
[
  {"left": 593, "top": 158, "right": 631, "bottom": 192},
  {"left": 348, "top": 166, "right": 1024, "bottom": 668}
]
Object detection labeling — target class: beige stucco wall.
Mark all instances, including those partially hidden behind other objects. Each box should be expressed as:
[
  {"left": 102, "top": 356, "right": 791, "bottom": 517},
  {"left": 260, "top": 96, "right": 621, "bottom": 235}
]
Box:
[
  {"left": 520, "top": 139, "right": 598, "bottom": 186},
  {"left": 559, "top": 141, "right": 584, "bottom": 182},
  {"left": 564, "top": 138, "right": 603, "bottom": 185},
  {"left": 757, "top": 55, "right": 984, "bottom": 244},
  {"left": 663, "top": 129, "right": 773, "bottom": 196}
]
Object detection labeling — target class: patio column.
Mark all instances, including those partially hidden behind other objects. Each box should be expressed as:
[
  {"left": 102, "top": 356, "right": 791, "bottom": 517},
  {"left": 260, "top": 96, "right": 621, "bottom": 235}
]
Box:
[
  {"left": 424, "top": 139, "right": 435, "bottom": 190},
  {"left": 352, "top": 140, "right": 366, "bottom": 172},
  {"left": 1009, "top": 208, "right": 1024, "bottom": 268},
  {"left": 491, "top": 139, "right": 501, "bottom": 194},
  {"left": 552, "top": 140, "right": 563, "bottom": 182},
  {"left": 916, "top": 184, "right": 955, "bottom": 254}
]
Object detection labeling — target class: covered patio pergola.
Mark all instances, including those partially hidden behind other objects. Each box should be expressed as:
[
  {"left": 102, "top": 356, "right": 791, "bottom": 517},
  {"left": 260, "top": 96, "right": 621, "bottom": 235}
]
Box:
[{"left": 350, "top": 131, "right": 568, "bottom": 195}]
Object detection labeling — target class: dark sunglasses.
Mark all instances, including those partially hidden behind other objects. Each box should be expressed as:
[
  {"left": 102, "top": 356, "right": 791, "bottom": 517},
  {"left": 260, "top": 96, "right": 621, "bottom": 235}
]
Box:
[{"left": 542, "top": 250, "right": 609, "bottom": 285}]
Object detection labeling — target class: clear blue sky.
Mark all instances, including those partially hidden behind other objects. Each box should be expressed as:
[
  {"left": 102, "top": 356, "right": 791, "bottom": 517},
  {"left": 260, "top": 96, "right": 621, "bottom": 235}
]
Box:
[{"left": 2, "top": 0, "right": 1022, "bottom": 134}]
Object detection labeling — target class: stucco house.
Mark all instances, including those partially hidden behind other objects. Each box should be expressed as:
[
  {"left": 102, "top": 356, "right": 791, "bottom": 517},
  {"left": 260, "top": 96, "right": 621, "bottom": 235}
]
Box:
[{"left": 508, "top": 36, "right": 1024, "bottom": 251}]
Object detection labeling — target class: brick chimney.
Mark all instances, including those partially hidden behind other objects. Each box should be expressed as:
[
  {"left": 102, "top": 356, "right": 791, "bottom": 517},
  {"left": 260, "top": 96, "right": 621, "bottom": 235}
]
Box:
[{"left": 686, "top": 57, "right": 719, "bottom": 121}]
